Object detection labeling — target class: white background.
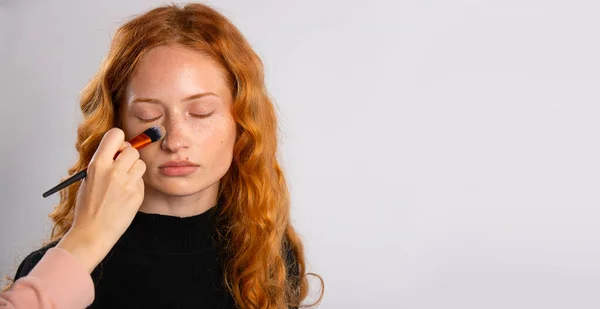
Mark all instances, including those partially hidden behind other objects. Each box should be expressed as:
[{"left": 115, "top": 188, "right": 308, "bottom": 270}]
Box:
[{"left": 1, "top": 1, "right": 599, "bottom": 308}]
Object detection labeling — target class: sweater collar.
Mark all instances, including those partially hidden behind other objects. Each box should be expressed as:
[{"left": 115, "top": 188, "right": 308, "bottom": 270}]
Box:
[{"left": 118, "top": 204, "right": 219, "bottom": 254}]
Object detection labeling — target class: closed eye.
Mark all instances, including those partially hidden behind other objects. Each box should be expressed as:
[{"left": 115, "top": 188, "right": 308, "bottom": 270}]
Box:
[
  {"left": 138, "top": 116, "right": 161, "bottom": 123},
  {"left": 137, "top": 112, "right": 214, "bottom": 123},
  {"left": 191, "top": 111, "right": 215, "bottom": 119}
]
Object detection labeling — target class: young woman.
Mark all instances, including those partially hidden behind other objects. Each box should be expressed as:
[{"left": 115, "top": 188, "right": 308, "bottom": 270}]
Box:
[{"left": 4, "top": 3, "right": 323, "bottom": 309}]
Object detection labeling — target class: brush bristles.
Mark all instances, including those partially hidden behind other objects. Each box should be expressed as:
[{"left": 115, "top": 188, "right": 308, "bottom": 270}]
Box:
[{"left": 144, "top": 125, "right": 165, "bottom": 142}]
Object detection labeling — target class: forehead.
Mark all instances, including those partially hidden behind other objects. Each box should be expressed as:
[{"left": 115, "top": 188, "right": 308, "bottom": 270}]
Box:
[{"left": 126, "top": 44, "right": 230, "bottom": 99}]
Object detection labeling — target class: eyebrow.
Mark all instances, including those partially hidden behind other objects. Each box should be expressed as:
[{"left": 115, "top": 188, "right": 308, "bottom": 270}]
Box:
[{"left": 131, "top": 92, "right": 218, "bottom": 104}]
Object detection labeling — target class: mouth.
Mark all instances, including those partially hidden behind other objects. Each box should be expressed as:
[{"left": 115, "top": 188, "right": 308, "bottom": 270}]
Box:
[
  {"left": 158, "top": 160, "right": 199, "bottom": 176},
  {"left": 158, "top": 165, "right": 199, "bottom": 176},
  {"left": 159, "top": 160, "right": 199, "bottom": 168}
]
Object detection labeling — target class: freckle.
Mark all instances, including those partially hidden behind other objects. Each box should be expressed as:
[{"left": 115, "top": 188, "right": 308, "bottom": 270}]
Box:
[{"left": 221, "top": 140, "right": 223, "bottom": 143}]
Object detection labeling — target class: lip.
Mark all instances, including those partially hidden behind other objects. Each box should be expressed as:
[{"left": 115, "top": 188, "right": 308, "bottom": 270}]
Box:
[
  {"left": 159, "top": 160, "right": 199, "bottom": 176},
  {"left": 159, "top": 166, "right": 198, "bottom": 176},
  {"left": 159, "top": 160, "right": 199, "bottom": 168}
]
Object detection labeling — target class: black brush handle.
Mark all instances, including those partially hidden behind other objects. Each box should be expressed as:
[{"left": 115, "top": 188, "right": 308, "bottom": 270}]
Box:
[
  {"left": 41, "top": 126, "right": 165, "bottom": 198},
  {"left": 42, "top": 169, "right": 87, "bottom": 198}
]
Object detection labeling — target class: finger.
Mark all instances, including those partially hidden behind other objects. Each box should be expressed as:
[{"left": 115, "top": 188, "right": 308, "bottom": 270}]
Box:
[
  {"left": 112, "top": 141, "right": 133, "bottom": 160},
  {"left": 119, "top": 141, "right": 132, "bottom": 151},
  {"left": 113, "top": 145, "right": 140, "bottom": 172},
  {"left": 128, "top": 159, "right": 147, "bottom": 179},
  {"left": 90, "top": 128, "right": 126, "bottom": 166}
]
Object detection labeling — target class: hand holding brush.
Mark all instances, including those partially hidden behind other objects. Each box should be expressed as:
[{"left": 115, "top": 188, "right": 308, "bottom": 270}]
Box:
[
  {"left": 51, "top": 126, "right": 164, "bottom": 273},
  {"left": 42, "top": 125, "right": 165, "bottom": 198}
]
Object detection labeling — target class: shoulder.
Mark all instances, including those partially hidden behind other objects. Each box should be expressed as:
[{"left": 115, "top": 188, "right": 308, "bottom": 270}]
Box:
[{"left": 13, "top": 240, "right": 60, "bottom": 280}]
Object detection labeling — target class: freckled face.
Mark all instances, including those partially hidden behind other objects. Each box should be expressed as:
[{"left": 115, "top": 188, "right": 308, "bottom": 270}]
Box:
[{"left": 120, "top": 44, "right": 237, "bottom": 196}]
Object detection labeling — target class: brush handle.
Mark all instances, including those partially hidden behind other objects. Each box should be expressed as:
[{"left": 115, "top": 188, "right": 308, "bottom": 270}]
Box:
[
  {"left": 42, "top": 169, "right": 87, "bottom": 198},
  {"left": 42, "top": 145, "right": 139, "bottom": 198},
  {"left": 42, "top": 126, "right": 163, "bottom": 198},
  {"left": 42, "top": 145, "right": 138, "bottom": 198}
]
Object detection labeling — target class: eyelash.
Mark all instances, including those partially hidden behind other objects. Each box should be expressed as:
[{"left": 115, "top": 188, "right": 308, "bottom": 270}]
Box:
[{"left": 138, "top": 112, "right": 215, "bottom": 123}]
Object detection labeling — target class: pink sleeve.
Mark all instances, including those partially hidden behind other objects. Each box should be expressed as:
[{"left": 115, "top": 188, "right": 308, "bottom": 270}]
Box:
[{"left": 0, "top": 247, "right": 95, "bottom": 309}]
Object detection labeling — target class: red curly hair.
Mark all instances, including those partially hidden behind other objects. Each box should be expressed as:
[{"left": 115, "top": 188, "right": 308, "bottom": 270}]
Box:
[{"left": 4, "top": 3, "right": 323, "bottom": 309}]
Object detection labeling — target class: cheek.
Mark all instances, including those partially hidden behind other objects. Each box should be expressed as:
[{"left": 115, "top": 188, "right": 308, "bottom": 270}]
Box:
[
  {"left": 196, "top": 114, "right": 236, "bottom": 159},
  {"left": 206, "top": 116, "right": 236, "bottom": 145},
  {"left": 120, "top": 115, "right": 144, "bottom": 141}
]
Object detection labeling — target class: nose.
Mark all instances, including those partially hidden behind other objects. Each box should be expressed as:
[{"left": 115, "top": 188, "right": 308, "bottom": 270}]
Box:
[{"left": 160, "top": 114, "right": 190, "bottom": 152}]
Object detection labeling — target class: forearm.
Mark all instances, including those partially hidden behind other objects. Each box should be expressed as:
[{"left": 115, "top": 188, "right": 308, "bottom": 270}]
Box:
[
  {"left": 56, "top": 230, "right": 113, "bottom": 274},
  {"left": 0, "top": 247, "right": 94, "bottom": 309}
]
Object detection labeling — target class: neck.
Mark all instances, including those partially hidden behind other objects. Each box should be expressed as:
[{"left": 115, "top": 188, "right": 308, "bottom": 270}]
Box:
[{"left": 139, "top": 180, "right": 219, "bottom": 217}]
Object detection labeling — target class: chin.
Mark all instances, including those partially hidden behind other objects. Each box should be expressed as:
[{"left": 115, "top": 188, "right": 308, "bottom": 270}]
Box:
[
  {"left": 155, "top": 186, "right": 203, "bottom": 197},
  {"left": 146, "top": 176, "right": 214, "bottom": 197}
]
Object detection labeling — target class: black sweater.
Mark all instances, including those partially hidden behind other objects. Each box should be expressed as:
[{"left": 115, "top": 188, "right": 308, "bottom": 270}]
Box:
[{"left": 14, "top": 206, "right": 298, "bottom": 309}]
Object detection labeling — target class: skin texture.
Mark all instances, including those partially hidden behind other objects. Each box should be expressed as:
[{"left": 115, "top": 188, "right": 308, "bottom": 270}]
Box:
[{"left": 120, "top": 44, "right": 237, "bottom": 217}]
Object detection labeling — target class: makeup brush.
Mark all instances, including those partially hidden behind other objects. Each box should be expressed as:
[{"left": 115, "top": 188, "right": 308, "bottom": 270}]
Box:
[{"left": 42, "top": 125, "right": 166, "bottom": 198}]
